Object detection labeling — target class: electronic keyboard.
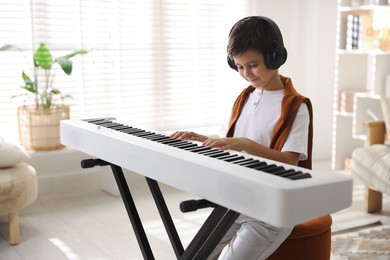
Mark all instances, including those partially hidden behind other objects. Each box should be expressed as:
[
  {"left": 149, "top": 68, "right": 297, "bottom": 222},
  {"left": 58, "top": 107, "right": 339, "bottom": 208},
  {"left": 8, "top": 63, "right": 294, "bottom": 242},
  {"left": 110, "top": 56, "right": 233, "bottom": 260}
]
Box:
[{"left": 60, "top": 118, "right": 353, "bottom": 227}]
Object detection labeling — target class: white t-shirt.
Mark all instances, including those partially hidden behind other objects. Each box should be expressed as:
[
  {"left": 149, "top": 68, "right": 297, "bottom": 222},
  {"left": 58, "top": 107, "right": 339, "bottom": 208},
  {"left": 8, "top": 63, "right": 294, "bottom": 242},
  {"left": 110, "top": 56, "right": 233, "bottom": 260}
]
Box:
[{"left": 221, "top": 88, "right": 309, "bottom": 161}]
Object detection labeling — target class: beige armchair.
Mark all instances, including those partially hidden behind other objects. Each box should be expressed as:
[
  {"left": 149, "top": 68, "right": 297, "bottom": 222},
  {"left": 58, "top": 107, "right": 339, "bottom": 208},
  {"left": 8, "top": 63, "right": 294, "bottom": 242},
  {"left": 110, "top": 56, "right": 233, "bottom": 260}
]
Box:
[{"left": 350, "top": 120, "right": 389, "bottom": 213}]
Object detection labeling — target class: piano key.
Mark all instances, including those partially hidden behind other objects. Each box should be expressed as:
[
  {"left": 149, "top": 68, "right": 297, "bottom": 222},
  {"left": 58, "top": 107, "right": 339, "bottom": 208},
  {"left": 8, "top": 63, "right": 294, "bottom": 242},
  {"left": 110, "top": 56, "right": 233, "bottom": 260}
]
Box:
[
  {"left": 217, "top": 154, "right": 240, "bottom": 161},
  {"left": 133, "top": 131, "right": 156, "bottom": 137},
  {"left": 157, "top": 139, "right": 183, "bottom": 145},
  {"left": 243, "top": 160, "right": 266, "bottom": 168},
  {"left": 186, "top": 146, "right": 211, "bottom": 153},
  {"left": 110, "top": 125, "right": 131, "bottom": 130},
  {"left": 252, "top": 163, "right": 275, "bottom": 170},
  {"left": 237, "top": 159, "right": 257, "bottom": 166},
  {"left": 142, "top": 134, "right": 166, "bottom": 140},
  {"left": 224, "top": 156, "right": 245, "bottom": 162},
  {"left": 263, "top": 166, "right": 286, "bottom": 175},
  {"left": 198, "top": 149, "right": 222, "bottom": 156},
  {"left": 98, "top": 122, "right": 121, "bottom": 128},
  {"left": 209, "top": 152, "right": 230, "bottom": 158},
  {"left": 83, "top": 118, "right": 116, "bottom": 123},
  {"left": 233, "top": 158, "right": 255, "bottom": 165},
  {"left": 169, "top": 141, "right": 192, "bottom": 147},
  {"left": 289, "top": 173, "right": 312, "bottom": 180},
  {"left": 172, "top": 143, "right": 199, "bottom": 149},
  {"left": 120, "top": 128, "right": 146, "bottom": 134},
  {"left": 277, "top": 169, "right": 298, "bottom": 177}
]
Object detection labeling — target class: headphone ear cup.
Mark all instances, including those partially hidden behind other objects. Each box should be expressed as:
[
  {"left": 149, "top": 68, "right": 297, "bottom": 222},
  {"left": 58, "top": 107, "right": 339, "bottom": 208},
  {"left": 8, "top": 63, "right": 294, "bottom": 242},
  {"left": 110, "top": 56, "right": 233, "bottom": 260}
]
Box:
[
  {"left": 265, "top": 41, "right": 287, "bottom": 70},
  {"left": 227, "top": 56, "right": 238, "bottom": 71}
]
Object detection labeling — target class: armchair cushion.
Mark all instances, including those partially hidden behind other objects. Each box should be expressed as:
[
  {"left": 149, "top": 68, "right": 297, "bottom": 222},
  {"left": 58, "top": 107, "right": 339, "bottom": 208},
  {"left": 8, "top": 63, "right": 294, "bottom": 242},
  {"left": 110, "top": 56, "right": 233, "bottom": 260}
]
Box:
[
  {"left": 381, "top": 97, "right": 390, "bottom": 142},
  {"left": 351, "top": 144, "right": 390, "bottom": 195}
]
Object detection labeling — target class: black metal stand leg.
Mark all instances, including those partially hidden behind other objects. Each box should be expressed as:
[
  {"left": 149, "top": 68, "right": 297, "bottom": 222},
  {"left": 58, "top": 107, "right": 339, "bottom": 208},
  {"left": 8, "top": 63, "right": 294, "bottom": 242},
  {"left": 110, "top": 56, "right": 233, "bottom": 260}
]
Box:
[
  {"left": 81, "top": 158, "right": 238, "bottom": 260},
  {"left": 110, "top": 164, "right": 155, "bottom": 260},
  {"left": 180, "top": 207, "right": 239, "bottom": 260},
  {"left": 146, "top": 178, "right": 184, "bottom": 258}
]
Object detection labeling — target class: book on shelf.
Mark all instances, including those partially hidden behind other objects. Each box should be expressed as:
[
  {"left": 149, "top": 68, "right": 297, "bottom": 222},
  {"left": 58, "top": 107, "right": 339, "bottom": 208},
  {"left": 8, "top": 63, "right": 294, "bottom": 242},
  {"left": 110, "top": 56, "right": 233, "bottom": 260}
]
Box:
[{"left": 346, "top": 14, "right": 374, "bottom": 51}]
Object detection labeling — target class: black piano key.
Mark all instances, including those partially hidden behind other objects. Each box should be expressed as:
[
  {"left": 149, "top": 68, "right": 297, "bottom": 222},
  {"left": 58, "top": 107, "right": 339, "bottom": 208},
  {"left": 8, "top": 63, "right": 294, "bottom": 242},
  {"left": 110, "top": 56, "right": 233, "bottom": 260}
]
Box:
[
  {"left": 121, "top": 128, "right": 145, "bottom": 134},
  {"left": 263, "top": 165, "right": 285, "bottom": 174},
  {"left": 85, "top": 118, "right": 116, "bottom": 124},
  {"left": 289, "top": 173, "right": 312, "bottom": 180},
  {"left": 142, "top": 134, "right": 166, "bottom": 140},
  {"left": 98, "top": 122, "right": 121, "bottom": 128},
  {"left": 149, "top": 136, "right": 172, "bottom": 142},
  {"left": 186, "top": 146, "right": 211, "bottom": 153},
  {"left": 134, "top": 131, "right": 156, "bottom": 137},
  {"left": 209, "top": 152, "right": 230, "bottom": 158},
  {"left": 224, "top": 156, "right": 245, "bottom": 162},
  {"left": 198, "top": 149, "right": 222, "bottom": 155},
  {"left": 93, "top": 120, "right": 114, "bottom": 125},
  {"left": 84, "top": 118, "right": 107, "bottom": 123},
  {"left": 182, "top": 144, "right": 203, "bottom": 151},
  {"left": 233, "top": 158, "right": 255, "bottom": 165},
  {"left": 282, "top": 171, "right": 305, "bottom": 179},
  {"left": 217, "top": 154, "right": 239, "bottom": 161},
  {"left": 252, "top": 163, "right": 275, "bottom": 171},
  {"left": 169, "top": 141, "right": 191, "bottom": 147},
  {"left": 237, "top": 159, "right": 256, "bottom": 166},
  {"left": 244, "top": 161, "right": 266, "bottom": 168},
  {"left": 110, "top": 125, "right": 130, "bottom": 130},
  {"left": 173, "top": 143, "right": 198, "bottom": 149},
  {"left": 277, "top": 169, "right": 298, "bottom": 177},
  {"left": 157, "top": 139, "right": 182, "bottom": 145}
]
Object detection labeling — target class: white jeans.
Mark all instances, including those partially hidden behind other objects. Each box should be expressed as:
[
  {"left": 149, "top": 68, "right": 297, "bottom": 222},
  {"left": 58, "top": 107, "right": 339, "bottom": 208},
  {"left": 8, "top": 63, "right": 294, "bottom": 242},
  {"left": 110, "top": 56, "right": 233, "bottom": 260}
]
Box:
[{"left": 207, "top": 215, "right": 293, "bottom": 260}]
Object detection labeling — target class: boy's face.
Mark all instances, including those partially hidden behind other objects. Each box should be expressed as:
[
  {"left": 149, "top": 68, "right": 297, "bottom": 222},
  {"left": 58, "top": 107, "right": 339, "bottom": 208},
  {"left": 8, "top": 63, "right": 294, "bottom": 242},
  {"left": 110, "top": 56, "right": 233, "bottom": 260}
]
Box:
[{"left": 233, "top": 49, "right": 279, "bottom": 90}]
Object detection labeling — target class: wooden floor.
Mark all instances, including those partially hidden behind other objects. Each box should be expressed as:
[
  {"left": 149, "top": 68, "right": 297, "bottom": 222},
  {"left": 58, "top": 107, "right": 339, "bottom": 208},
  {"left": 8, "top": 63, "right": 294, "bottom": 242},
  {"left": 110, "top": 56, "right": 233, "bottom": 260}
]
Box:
[{"left": 1, "top": 163, "right": 389, "bottom": 260}]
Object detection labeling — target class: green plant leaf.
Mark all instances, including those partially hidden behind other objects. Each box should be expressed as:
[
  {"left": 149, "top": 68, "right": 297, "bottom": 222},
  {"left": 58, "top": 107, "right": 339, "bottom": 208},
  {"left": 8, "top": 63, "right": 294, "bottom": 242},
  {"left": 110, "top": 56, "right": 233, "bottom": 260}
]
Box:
[
  {"left": 21, "top": 71, "right": 37, "bottom": 93},
  {"left": 0, "top": 44, "right": 14, "bottom": 51},
  {"left": 48, "top": 88, "right": 61, "bottom": 95},
  {"left": 34, "top": 43, "right": 53, "bottom": 69},
  {"left": 59, "top": 50, "right": 89, "bottom": 60},
  {"left": 57, "top": 58, "right": 73, "bottom": 75}
]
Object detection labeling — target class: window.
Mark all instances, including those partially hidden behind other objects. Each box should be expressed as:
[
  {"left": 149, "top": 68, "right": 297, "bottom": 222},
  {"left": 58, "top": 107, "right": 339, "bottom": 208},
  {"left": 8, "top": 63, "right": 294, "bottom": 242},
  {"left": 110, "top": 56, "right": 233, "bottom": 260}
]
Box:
[{"left": 0, "top": 0, "right": 253, "bottom": 142}]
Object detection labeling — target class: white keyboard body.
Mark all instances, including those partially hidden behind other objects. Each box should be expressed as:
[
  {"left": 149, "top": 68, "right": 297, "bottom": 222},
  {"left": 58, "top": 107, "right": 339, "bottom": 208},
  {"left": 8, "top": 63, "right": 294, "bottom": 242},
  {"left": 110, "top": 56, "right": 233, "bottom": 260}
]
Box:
[{"left": 60, "top": 119, "right": 353, "bottom": 227}]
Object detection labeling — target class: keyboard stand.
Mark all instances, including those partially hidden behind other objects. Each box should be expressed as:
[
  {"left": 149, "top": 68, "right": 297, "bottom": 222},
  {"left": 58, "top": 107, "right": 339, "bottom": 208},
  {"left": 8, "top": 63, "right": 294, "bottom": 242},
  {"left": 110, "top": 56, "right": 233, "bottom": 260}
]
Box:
[{"left": 81, "top": 158, "right": 240, "bottom": 260}]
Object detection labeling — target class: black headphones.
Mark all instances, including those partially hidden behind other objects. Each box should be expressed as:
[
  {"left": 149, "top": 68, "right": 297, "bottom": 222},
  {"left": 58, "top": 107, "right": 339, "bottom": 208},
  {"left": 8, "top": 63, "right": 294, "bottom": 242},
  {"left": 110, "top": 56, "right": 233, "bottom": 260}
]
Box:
[{"left": 227, "top": 16, "right": 287, "bottom": 71}]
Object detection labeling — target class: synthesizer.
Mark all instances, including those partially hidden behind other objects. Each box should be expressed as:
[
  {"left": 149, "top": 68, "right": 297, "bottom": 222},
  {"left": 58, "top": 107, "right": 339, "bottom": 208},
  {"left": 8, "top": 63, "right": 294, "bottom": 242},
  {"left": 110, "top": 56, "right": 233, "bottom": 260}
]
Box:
[{"left": 60, "top": 118, "right": 353, "bottom": 227}]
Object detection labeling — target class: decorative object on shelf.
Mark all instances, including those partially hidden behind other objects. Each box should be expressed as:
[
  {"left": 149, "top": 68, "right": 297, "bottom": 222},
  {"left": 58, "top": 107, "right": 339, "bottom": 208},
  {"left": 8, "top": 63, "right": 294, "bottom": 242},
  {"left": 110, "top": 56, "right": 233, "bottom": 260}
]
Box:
[
  {"left": 0, "top": 43, "right": 88, "bottom": 151},
  {"left": 346, "top": 14, "right": 374, "bottom": 51},
  {"left": 375, "top": 27, "right": 390, "bottom": 50},
  {"left": 338, "top": 89, "right": 366, "bottom": 113}
]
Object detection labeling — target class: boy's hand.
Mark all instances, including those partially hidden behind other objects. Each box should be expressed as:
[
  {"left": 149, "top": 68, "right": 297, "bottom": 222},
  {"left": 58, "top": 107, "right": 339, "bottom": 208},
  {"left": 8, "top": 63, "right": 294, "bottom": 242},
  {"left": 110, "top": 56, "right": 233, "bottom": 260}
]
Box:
[
  {"left": 170, "top": 131, "right": 208, "bottom": 142},
  {"left": 203, "top": 137, "right": 249, "bottom": 152}
]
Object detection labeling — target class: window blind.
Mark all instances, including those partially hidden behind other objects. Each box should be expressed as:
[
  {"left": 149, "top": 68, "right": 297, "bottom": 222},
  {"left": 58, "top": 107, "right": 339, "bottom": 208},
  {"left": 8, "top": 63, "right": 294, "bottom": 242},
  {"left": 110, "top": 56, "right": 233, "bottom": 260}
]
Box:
[{"left": 0, "top": 0, "right": 253, "bottom": 142}]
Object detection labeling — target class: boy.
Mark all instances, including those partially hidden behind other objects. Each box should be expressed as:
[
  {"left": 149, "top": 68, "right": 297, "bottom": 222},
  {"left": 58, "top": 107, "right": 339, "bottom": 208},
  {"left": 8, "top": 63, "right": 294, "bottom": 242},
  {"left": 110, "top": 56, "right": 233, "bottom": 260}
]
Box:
[{"left": 171, "top": 16, "right": 313, "bottom": 259}]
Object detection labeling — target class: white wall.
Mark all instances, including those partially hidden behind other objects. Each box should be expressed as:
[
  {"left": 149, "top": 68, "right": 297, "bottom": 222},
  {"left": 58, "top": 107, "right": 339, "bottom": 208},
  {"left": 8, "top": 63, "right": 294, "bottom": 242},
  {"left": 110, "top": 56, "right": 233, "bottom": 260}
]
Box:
[{"left": 253, "top": 0, "right": 338, "bottom": 161}]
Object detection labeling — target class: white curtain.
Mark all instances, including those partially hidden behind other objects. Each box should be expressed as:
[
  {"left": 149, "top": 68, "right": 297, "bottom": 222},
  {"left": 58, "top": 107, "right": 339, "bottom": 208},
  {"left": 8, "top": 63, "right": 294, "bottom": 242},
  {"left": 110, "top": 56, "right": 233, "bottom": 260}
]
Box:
[{"left": 0, "top": 0, "right": 253, "bottom": 142}]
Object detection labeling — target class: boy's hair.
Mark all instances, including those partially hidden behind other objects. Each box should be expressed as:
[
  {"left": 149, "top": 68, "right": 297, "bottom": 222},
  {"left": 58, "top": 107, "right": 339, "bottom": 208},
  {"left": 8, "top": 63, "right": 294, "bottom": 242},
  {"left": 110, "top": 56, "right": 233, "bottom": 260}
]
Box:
[{"left": 227, "top": 16, "right": 287, "bottom": 70}]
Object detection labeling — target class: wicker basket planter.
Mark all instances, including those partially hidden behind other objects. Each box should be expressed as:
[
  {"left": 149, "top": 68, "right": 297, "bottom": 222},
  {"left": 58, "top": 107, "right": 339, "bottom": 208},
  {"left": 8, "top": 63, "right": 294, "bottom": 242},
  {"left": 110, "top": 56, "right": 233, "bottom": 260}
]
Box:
[{"left": 17, "top": 105, "right": 70, "bottom": 151}]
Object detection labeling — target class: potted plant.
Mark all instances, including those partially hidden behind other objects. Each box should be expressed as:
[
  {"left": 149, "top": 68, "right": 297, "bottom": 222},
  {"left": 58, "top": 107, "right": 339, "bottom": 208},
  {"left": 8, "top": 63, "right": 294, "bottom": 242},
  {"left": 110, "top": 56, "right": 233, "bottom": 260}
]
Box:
[{"left": 1, "top": 43, "right": 88, "bottom": 151}]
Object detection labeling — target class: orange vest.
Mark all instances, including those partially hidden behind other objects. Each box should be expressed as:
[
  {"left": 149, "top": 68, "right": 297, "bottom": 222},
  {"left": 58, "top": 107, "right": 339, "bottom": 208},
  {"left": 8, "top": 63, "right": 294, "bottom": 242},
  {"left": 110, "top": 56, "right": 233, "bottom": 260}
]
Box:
[{"left": 226, "top": 75, "right": 313, "bottom": 169}]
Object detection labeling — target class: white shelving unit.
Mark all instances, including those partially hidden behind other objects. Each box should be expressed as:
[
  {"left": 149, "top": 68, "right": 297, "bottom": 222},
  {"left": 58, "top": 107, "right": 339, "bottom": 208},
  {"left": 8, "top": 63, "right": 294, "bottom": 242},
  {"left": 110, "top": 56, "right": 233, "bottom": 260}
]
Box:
[{"left": 332, "top": 0, "right": 390, "bottom": 170}]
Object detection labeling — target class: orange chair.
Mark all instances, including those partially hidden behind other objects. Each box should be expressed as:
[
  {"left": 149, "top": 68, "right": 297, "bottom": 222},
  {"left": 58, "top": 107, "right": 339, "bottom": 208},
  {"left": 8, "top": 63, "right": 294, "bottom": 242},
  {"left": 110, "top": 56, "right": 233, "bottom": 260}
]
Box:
[{"left": 267, "top": 215, "right": 332, "bottom": 260}]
